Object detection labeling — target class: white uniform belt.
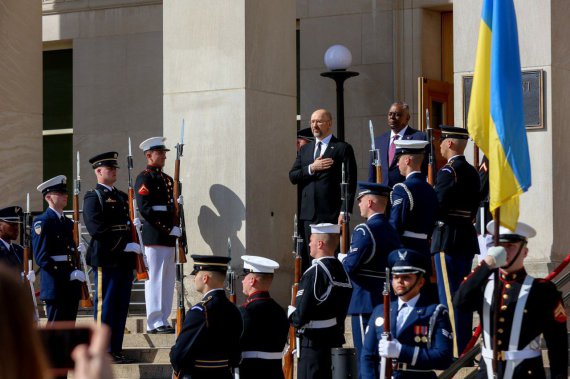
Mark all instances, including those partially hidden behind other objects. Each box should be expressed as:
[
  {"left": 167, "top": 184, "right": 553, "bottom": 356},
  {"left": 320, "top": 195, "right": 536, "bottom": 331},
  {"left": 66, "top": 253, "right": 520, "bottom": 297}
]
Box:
[
  {"left": 481, "top": 347, "right": 541, "bottom": 361},
  {"left": 402, "top": 231, "right": 428, "bottom": 239},
  {"left": 303, "top": 317, "right": 336, "bottom": 329},
  {"left": 241, "top": 351, "right": 282, "bottom": 360},
  {"left": 151, "top": 205, "right": 168, "bottom": 211},
  {"left": 51, "top": 255, "right": 69, "bottom": 262}
]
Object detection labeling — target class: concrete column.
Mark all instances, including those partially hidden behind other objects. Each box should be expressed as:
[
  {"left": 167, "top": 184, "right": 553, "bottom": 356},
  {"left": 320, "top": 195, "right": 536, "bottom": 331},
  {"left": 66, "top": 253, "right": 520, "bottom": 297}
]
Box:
[
  {"left": 163, "top": 0, "right": 296, "bottom": 305},
  {"left": 0, "top": 0, "right": 43, "bottom": 210}
]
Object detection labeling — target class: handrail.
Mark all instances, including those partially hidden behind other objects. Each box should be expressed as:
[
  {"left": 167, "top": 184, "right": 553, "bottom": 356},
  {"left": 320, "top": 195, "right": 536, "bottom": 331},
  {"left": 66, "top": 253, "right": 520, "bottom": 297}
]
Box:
[{"left": 437, "top": 252, "right": 570, "bottom": 378}]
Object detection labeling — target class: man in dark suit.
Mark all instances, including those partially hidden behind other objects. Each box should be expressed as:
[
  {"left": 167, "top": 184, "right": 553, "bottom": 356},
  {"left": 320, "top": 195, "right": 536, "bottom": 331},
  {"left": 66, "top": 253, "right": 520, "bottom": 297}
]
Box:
[
  {"left": 289, "top": 109, "right": 357, "bottom": 270},
  {"left": 368, "top": 102, "right": 428, "bottom": 186},
  {"left": 83, "top": 151, "right": 142, "bottom": 363},
  {"left": 360, "top": 249, "right": 453, "bottom": 379},
  {"left": 32, "top": 175, "right": 83, "bottom": 322}
]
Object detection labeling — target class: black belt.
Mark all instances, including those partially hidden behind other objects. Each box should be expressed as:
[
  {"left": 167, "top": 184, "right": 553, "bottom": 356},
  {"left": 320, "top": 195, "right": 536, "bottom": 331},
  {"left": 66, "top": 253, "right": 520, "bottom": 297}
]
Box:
[
  {"left": 110, "top": 225, "right": 129, "bottom": 232},
  {"left": 394, "top": 362, "right": 432, "bottom": 372},
  {"left": 193, "top": 359, "right": 229, "bottom": 369}
]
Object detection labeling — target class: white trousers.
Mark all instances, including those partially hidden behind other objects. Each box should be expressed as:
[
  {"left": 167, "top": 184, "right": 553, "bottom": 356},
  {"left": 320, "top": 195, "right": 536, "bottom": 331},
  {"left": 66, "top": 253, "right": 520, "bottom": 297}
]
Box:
[{"left": 145, "top": 245, "right": 175, "bottom": 330}]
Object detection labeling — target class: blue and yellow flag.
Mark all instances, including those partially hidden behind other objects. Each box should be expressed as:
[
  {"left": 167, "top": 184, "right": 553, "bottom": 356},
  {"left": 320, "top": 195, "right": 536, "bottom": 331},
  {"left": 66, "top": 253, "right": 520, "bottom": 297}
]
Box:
[{"left": 468, "top": 0, "right": 531, "bottom": 230}]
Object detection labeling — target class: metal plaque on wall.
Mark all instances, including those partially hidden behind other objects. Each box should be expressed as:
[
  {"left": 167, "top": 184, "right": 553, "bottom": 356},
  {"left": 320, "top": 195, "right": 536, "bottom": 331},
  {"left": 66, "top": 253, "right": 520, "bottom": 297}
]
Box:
[{"left": 462, "top": 69, "right": 544, "bottom": 130}]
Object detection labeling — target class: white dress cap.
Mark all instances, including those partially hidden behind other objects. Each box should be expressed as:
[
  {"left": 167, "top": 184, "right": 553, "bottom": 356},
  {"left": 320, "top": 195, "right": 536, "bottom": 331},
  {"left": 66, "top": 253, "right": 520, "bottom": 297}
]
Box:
[
  {"left": 139, "top": 136, "right": 170, "bottom": 152},
  {"left": 394, "top": 139, "right": 429, "bottom": 150},
  {"left": 310, "top": 223, "right": 341, "bottom": 234},
  {"left": 486, "top": 220, "right": 536, "bottom": 240},
  {"left": 241, "top": 255, "right": 280, "bottom": 274},
  {"left": 37, "top": 175, "right": 67, "bottom": 194}
]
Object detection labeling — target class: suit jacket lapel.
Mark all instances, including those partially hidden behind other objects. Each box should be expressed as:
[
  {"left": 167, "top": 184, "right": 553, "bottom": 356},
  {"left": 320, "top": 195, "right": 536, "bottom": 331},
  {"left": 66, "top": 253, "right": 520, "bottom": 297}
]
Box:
[{"left": 321, "top": 136, "right": 336, "bottom": 159}]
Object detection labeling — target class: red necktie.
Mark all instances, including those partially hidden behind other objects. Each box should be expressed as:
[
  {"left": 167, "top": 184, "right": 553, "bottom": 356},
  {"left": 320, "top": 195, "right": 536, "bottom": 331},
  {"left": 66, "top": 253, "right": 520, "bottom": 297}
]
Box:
[{"left": 389, "top": 135, "right": 400, "bottom": 165}]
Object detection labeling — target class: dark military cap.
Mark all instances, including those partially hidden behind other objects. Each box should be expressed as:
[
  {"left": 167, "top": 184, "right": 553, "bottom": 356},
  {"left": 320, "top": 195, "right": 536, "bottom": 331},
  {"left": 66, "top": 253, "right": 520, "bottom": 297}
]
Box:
[
  {"left": 297, "top": 127, "right": 315, "bottom": 142},
  {"left": 440, "top": 125, "right": 470, "bottom": 140},
  {"left": 388, "top": 248, "right": 428, "bottom": 275},
  {"left": 37, "top": 175, "right": 68, "bottom": 195},
  {"left": 190, "top": 254, "right": 231, "bottom": 275},
  {"left": 394, "top": 140, "right": 429, "bottom": 156},
  {"left": 89, "top": 151, "right": 120, "bottom": 169},
  {"left": 0, "top": 206, "right": 23, "bottom": 223},
  {"left": 356, "top": 181, "right": 391, "bottom": 200}
]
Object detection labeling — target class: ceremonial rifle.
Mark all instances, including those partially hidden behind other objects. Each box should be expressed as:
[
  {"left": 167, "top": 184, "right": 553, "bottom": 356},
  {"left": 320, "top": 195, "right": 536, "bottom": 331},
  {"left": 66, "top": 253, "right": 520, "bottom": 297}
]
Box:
[
  {"left": 173, "top": 121, "right": 188, "bottom": 335},
  {"left": 127, "top": 138, "right": 150, "bottom": 281},
  {"left": 283, "top": 215, "right": 303, "bottom": 379},
  {"left": 340, "top": 162, "right": 350, "bottom": 254},
  {"left": 379, "top": 267, "right": 393, "bottom": 379},
  {"left": 226, "top": 237, "right": 236, "bottom": 304},
  {"left": 73, "top": 152, "right": 94, "bottom": 308},
  {"left": 369, "top": 120, "right": 382, "bottom": 184},
  {"left": 426, "top": 109, "right": 436, "bottom": 186},
  {"left": 23, "top": 193, "right": 39, "bottom": 321}
]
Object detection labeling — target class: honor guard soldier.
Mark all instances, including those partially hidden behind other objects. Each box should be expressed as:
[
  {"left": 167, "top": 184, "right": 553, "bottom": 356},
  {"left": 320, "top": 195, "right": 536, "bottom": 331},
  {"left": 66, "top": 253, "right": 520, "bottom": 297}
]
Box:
[
  {"left": 83, "top": 152, "right": 142, "bottom": 364},
  {"left": 33, "top": 175, "right": 84, "bottom": 322},
  {"left": 389, "top": 140, "right": 438, "bottom": 257},
  {"left": 170, "top": 255, "right": 243, "bottom": 379},
  {"left": 430, "top": 125, "right": 481, "bottom": 357},
  {"left": 0, "top": 206, "right": 26, "bottom": 274},
  {"left": 135, "top": 137, "right": 182, "bottom": 334},
  {"left": 339, "top": 182, "right": 401, "bottom": 370},
  {"left": 296, "top": 127, "right": 314, "bottom": 152},
  {"left": 289, "top": 223, "right": 353, "bottom": 379},
  {"left": 361, "top": 249, "right": 453, "bottom": 379},
  {"left": 239, "top": 255, "right": 289, "bottom": 379},
  {"left": 454, "top": 222, "right": 568, "bottom": 379}
]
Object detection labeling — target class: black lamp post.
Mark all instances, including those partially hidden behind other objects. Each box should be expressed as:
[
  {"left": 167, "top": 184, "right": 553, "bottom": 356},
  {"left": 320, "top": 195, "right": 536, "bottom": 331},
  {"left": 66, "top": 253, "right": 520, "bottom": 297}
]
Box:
[{"left": 320, "top": 45, "right": 359, "bottom": 142}]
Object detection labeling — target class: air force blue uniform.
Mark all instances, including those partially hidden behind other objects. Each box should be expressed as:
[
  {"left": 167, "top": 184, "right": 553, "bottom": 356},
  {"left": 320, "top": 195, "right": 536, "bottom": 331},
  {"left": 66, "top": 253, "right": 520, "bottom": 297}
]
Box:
[
  {"left": 0, "top": 240, "right": 24, "bottom": 272},
  {"left": 361, "top": 295, "right": 453, "bottom": 379},
  {"left": 389, "top": 172, "right": 437, "bottom": 257},
  {"left": 32, "top": 208, "right": 81, "bottom": 321},
  {"left": 343, "top": 212, "right": 401, "bottom": 365}
]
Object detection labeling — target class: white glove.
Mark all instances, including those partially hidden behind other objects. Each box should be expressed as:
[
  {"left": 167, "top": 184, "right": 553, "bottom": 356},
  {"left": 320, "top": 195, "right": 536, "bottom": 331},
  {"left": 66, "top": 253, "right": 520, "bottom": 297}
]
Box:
[
  {"left": 77, "top": 242, "right": 87, "bottom": 255},
  {"left": 338, "top": 253, "right": 347, "bottom": 263},
  {"left": 487, "top": 246, "right": 507, "bottom": 268},
  {"left": 124, "top": 242, "right": 142, "bottom": 255},
  {"left": 26, "top": 270, "right": 36, "bottom": 283},
  {"left": 287, "top": 305, "right": 296, "bottom": 318},
  {"left": 70, "top": 270, "right": 86, "bottom": 283},
  {"left": 133, "top": 218, "right": 142, "bottom": 228},
  {"left": 378, "top": 339, "right": 402, "bottom": 358},
  {"left": 177, "top": 195, "right": 184, "bottom": 205},
  {"left": 169, "top": 226, "right": 182, "bottom": 237}
]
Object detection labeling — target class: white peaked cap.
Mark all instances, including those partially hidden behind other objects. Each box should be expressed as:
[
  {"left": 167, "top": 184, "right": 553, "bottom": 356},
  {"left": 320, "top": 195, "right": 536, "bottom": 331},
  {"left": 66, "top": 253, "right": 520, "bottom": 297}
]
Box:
[
  {"left": 310, "top": 223, "right": 341, "bottom": 234},
  {"left": 139, "top": 136, "right": 170, "bottom": 152},
  {"left": 486, "top": 220, "right": 536, "bottom": 241},
  {"left": 241, "top": 255, "right": 280, "bottom": 274}
]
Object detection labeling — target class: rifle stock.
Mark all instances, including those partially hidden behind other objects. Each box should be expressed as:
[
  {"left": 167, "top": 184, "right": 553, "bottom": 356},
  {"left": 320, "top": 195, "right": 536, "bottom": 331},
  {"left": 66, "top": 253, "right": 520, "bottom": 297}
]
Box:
[
  {"left": 283, "top": 216, "right": 302, "bottom": 379},
  {"left": 340, "top": 162, "right": 350, "bottom": 254},
  {"left": 375, "top": 163, "right": 382, "bottom": 184},
  {"left": 173, "top": 156, "right": 187, "bottom": 264},
  {"left": 128, "top": 188, "right": 149, "bottom": 281},
  {"left": 22, "top": 199, "right": 40, "bottom": 321},
  {"left": 380, "top": 268, "right": 392, "bottom": 379}
]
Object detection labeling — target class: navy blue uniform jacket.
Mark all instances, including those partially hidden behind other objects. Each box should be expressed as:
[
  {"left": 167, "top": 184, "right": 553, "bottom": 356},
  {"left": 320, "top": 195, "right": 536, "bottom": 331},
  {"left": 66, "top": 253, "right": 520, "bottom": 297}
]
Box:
[
  {"left": 343, "top": 213, "right": 401, "bottom": 315},
  {"left": 32, "top": 208, "right": 81, "bottom": 301},
  {"left": 361, "top": 294, "right": 453, "bottom": 379}
]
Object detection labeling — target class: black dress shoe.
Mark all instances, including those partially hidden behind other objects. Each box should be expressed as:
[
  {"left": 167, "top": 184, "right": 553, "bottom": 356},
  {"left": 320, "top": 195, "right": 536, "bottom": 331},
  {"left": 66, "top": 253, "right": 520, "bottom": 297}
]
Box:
[
  {"left": 147, "top": 325, "right": 175, "bottom": 334},
  {"left": 110, "top": 352, "right": 135, "bottom": 364}
]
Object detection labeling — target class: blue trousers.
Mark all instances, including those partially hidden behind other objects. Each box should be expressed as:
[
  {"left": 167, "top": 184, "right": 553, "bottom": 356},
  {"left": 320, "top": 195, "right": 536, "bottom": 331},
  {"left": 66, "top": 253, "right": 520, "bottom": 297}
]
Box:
[
  {"left": 93, "top": 266, "right": 133, "bottom": 353},
  {"left": 433, "top": 252, "right": 473, "bottom": 358},
  {"left": 45, "top": 299, "right": 79, "bottom": 323},
  {"left": 351, "top": 314, "right": 370, "bottom": 379}
]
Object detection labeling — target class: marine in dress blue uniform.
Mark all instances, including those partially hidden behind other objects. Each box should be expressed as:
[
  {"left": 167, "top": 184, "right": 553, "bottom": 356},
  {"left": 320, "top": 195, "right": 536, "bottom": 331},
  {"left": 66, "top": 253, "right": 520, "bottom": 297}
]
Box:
[
  {"left": 430, "top": 125, "right": 481, "bottom": 357},
  {"left": 388, "top": 140, "right": 438, "bottom": 257},
  {"left": 135, "top": 137, "right": 181, "bottom": 334},
  {"left": 0, "top": 206, "right": 25, "bottom": 272},
  {"left": 289, "top": 223, "right": 353, "bottom": 379},
  {"left": 361, "top": 249, "right": 453, "bottom": 379},
  {"left": 339, "top": 182, "right": 401, "bottom": 372},
  {"left": 367, "top": 102, "right": 428, "bottom": 186},
  {"left": 32, "top": 176, "right": 83, "bottom": 322},
  {"left": 170, "top": 255, "right": 243, "bottom": 379},
  {"left": 239, "top": 255, "right": 289, "bottom": 379},
  {"left": 454, "top": 222, "right": 568, "bottom": 379},
  {"left": 83, "top": 152, "right": 142, "bottom": 363}
]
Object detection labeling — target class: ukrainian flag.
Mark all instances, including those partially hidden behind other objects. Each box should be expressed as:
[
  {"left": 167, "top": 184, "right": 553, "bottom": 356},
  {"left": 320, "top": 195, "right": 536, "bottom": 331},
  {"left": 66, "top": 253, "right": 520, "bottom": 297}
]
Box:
[{"left": 468, "top": 0, "right": 531, "bottom": 230}]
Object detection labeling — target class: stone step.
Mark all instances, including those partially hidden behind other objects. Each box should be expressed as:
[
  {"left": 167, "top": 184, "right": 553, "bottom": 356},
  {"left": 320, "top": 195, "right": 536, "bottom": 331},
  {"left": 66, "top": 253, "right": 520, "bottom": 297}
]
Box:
[
  {"left": 122, "top": 347, "right": 171, "bottom": 364},
  {"left": 111, "top": 363, "right": 173, "bottom": 379},
  {"left": 122, "top": 333, "right": 176, "bottom": 348}
]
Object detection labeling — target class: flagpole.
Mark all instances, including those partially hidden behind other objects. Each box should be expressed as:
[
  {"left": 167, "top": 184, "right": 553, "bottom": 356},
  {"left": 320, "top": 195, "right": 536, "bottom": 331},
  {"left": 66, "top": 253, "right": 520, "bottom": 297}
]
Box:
[{"left": 492, "top": 207, "right": 501, "bottom": 377}]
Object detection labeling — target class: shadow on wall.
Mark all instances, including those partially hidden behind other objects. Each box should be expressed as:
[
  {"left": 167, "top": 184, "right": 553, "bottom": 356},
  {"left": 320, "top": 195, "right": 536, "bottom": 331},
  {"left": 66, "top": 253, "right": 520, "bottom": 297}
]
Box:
[{"left": 198, "top": 184, "right": 245, "bottom": 260}]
